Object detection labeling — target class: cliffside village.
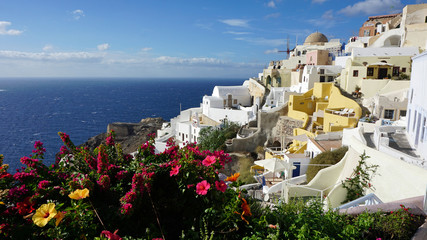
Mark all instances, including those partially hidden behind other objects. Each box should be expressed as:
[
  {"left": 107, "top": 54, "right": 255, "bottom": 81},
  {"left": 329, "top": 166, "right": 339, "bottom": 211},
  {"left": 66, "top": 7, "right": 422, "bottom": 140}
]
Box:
[{"left": 154, "top": 3, "right": 427, "bottom": 211}]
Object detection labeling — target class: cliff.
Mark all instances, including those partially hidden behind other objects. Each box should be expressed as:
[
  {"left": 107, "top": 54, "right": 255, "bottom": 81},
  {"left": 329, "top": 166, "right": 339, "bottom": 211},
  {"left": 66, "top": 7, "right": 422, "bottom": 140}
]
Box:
[{"left": 81, "top": 117, "right": 165, "bottom": 154}]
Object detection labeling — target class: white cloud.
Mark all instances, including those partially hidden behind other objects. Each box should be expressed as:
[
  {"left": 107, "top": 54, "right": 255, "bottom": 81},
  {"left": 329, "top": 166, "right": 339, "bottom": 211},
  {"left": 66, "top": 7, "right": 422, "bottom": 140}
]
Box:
[
  {"left": 267, "top": 1, "right": 276, "bottom": 8},
  {"left": 339, "top": 0, "right": 402, "bottom": 16},
  {"left": 0, "top": 21, "right": 23, "bottom": 35},
  {"left": 141, "top": 47, "right": 152, "bottom": 52},
  {"left": 219, "top": 19, "right": 250, "bottom": 28},
  {"left": 0, "top": 50, "right": 103, "bottom": 62},
  {"left": 265, "top": 13, "right": 281, "bottom": 19},
  {"left": 312, "top": 0, "right": 327, "bottom": 3},
  {"left": 42, "top": 44, "right": 53, "bottom": 51},
  {"left": 234, "top": 37, "right": 284, "bottom": 47},
  {"left": 72, "top": 9, "right": 85, "bottom": 20},
  {"left": 97, "top": 43, "right": 110, "bottom": 51},
  {"left": 307, "top": 10, "right": 337, "bottom": 28},
  {"left": 224, "top": 31, "right": 251, "bottom": 35},
  {"left": 264, "top": 48, "right": 279, "bottom": 54}
]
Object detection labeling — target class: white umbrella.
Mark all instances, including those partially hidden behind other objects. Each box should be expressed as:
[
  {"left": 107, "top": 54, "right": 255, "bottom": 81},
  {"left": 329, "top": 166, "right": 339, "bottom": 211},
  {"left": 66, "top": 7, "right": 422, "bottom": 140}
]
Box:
[
  {"left": 255, "top": 158, "right": 286, "bottom": 173},
  {"left": 254, "top": 158, "right": 296, "bottom": 180}
]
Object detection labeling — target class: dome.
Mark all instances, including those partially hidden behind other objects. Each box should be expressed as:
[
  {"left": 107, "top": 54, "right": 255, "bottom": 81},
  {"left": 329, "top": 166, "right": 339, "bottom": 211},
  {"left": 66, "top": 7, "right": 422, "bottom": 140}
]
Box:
[{"left": 304, "top": 32, "right": 328, "bottom": 45}]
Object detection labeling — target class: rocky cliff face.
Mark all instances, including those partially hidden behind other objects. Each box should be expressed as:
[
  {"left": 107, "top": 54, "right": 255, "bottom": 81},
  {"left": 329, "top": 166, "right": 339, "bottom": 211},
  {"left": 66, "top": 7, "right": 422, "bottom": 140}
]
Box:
[{"left": 81, "top": 117, "right": 165, "bottom": 154}]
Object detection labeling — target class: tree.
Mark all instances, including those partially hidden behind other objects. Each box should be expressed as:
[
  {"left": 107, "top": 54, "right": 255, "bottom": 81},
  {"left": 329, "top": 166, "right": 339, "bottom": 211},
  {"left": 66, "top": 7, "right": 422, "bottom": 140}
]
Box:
[{"left": 198, "top": 121, "right": 240, "bottom": 152}]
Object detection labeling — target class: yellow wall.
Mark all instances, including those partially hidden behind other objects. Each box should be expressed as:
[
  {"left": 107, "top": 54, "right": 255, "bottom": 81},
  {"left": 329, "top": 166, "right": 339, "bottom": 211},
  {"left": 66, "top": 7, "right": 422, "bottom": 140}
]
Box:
[
  {"left": 288, "top": 82, "right": 362, "bottom": 134},
  {"left": 341, "top": 55, "right": 414, "bottom": 94}
]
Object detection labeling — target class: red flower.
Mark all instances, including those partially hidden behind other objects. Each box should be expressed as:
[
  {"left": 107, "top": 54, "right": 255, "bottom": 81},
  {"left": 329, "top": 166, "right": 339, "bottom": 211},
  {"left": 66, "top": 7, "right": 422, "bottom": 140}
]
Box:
[
  {"left": 196, "top": 180, "right": 210, "bottom": 195},
  {"left": 169, "top": 165, "right": 181, "bottom": 177},
  {"left": 101, "top": 229, "right": 122, "bottom": 240},
  {"left": 16, "top": 197, "right": 35, "bottom": 215},
  {"left": 202, "top": 156, "right": 216, "bottom": 167},
  {"left": 215, "top": 180, "right": 227, "bottom": 193}
]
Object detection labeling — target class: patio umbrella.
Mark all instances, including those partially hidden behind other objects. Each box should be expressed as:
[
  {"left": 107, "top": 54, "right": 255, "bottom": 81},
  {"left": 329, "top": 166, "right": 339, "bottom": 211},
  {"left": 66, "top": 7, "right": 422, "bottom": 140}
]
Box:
[{"left": 254, "top": 158, "right": 296, "bottom": 180}]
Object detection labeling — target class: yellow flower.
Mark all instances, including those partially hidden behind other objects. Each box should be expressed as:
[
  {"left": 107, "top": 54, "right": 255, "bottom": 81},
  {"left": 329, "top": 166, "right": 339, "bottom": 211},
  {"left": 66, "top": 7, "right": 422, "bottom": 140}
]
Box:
[
  {"left": 55, "top": 211, "right": 66, "bottom": 226},
  {"left": 0, "top": 201, "right": 4, "bottom": 205},
  {"left": 32, "top": 203, "right": 57, "bottom": 227},
  {"left": 68, "top": 188, "right": 90, "bottom": 200}
]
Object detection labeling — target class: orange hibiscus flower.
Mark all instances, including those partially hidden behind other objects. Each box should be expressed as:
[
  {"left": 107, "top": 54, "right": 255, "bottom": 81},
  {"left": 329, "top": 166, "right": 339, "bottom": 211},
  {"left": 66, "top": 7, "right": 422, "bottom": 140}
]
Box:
[{"left": 225, "top": 172, "right": 240, "bottom": 182}]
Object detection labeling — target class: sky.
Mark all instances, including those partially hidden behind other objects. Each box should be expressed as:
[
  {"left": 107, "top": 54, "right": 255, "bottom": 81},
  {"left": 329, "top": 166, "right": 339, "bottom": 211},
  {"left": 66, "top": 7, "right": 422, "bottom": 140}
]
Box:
[{"left": 0, "top": 0, "right": 424, "bottom": 79}]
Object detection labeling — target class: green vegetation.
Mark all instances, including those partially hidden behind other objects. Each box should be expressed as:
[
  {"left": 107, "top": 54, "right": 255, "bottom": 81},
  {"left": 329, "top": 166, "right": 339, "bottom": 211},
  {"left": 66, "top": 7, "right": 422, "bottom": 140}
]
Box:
[
  {"left": 342, "top": 152, "right": 378, "bottom": 203},
  {"left": 198, "top": 121, "right": 240, "bottom": 152},
  {"left": 0, "top": 134, "right": 424, "bottom": 239},
  {"left": 306, "top": 146, "right": 348, "bottom": 182},
  {"left": 237, "top": 156, "right": 257, "bottom": 184}
]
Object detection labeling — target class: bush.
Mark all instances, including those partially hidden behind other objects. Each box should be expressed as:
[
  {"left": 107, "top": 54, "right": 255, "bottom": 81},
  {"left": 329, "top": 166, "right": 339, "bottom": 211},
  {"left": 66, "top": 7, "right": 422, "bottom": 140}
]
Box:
[
  {"left": 0, "top": 135, "right": 424, "bottom": 239},
  {"left": 306, "top": 146, "right": 348, "bottom": 182},
  {"left": 198, "top": 121, "right": 240, "bottom": 152}
]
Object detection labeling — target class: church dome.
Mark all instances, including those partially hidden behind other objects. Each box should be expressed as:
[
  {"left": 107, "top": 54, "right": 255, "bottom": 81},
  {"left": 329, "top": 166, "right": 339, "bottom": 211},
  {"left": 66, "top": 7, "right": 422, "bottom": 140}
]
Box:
[{"left": 304, "top": 32, "right": 328, "bottom": 45}]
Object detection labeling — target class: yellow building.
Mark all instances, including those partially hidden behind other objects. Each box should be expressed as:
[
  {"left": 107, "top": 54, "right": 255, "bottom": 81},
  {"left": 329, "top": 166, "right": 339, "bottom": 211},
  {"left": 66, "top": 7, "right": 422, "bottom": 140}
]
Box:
[
  {"left": 288, "top": 82, "right": 362, "bottom": 135},
  {"left": 338, "top": 47, "right": 418, "bottom": 98}
]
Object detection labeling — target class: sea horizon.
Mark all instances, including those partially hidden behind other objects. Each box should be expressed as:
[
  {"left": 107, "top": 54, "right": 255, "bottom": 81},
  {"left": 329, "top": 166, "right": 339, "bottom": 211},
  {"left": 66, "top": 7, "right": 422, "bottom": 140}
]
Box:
[{"left": 0, "top": 77, "right": 245, "bottom": 171}]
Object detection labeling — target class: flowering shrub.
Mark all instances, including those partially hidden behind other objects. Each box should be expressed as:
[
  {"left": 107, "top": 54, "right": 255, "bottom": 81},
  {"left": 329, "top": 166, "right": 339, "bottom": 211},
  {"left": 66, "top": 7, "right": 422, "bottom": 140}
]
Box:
[
  {"left": 0, "top": 131, "right": 252, "bottom": 239},
  {"left": 0, "top": 133, "right": 424, "bottom": 239},
  {"left": 342, "top": 152, "right": 378, "bottom": 203}
]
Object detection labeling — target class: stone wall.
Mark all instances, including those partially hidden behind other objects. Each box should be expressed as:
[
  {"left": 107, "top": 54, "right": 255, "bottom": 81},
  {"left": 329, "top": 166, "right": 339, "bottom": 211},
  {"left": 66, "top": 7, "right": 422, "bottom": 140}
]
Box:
[
  {"left": 227, "top": 105, "right": 288, "bottom": 152},
  {"left": 82, "top": 117, "right": 165, "bottom": 154}
]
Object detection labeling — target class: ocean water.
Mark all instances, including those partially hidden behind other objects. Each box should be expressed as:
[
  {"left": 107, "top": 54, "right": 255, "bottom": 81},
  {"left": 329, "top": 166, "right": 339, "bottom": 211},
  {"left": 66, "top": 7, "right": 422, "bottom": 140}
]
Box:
[{"left": 0, "top": 78, "right": 244, "bottom": 171}]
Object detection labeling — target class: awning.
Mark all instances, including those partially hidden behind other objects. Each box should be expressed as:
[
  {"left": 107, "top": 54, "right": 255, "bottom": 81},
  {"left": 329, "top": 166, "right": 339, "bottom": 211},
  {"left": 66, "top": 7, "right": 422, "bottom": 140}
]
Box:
[{"left": 368, "top": 62, "right": 394, "bottom": 67}]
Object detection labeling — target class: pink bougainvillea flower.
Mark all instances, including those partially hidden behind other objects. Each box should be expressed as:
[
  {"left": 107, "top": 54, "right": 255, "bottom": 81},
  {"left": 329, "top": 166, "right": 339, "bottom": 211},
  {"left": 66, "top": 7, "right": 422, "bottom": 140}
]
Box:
[
  {"left": 215, "top": 180, "right": 227, "bottom": 193},
  {"left": 68, "top": 188, "right": 89, "bottom": 200},
  {"left": 202, "top": 156, "right": 216, "bottom": 167},
  {"left": 196, "top": 180, "right": 210, "bottom": 195},
  {"left": 101, "top": 229, "right": 122, "bottom": 240},
  {"left": 169, "top": 165, "right": 181, "bottom": 177}
]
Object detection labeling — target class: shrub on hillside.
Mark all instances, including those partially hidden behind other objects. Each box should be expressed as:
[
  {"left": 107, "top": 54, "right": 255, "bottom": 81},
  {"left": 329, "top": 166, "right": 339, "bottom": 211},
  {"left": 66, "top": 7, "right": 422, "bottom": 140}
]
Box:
[
  {"left": 198, "top": 121, "right": 240, "bottom": 152},
  {"left": 306, "top": 146, "right": 348, "bottom": 182}
]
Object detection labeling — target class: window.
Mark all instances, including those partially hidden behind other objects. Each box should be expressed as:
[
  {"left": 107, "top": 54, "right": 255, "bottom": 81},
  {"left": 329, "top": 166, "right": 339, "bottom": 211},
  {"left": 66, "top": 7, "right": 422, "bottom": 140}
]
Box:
[
  {"left": 402, "top": 67, "right": 406, "bottom": 72},
  {"left": 233, "top": 99, "right": 237, "bottom": 104},
  {"left": 320, "top": 69, "right": 325, "bottom": 74},
  {"left": 400, "top": 110, "right": 407, "bottom": 117},
  {"left": 422, "top": 117, "right": 426, "bottom": 143},
  {"left": 363, "top": 30, "right": 370, "bottom": 36},
  {"left": 223, "top": 99, "right": 226, "bottom": 106},
  {"left": 367, "top": 67, "right": 374, "bottom": 76},
  {"left": 320, "top": 76, "right": 325, "bottom": 82},
  {"left": 393, "top": 67, "right": 399, "bottom": 76},
  {"left": 364, "top": 43, "right": 368, "bottom": 48},
  {"left": 353, "top": 70, "right": 359, "bottom": 77},
  {"left": 328, "top": 76, "right": 334, "bottom": 82},
  {"left": 384, "top": 109, "right": 394, "bottom": 119},
  {"left": 413, "top": 110, "right": 417, "bottom": 132},
  {"left": 425, "top": 16, "right": 427, "bottom": 23}
]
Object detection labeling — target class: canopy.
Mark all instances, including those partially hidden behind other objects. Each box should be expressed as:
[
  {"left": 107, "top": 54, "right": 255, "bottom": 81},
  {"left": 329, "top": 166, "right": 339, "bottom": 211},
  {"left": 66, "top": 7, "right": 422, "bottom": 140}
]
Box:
[{"left": 254, "top": 158, "right": 296, "bottom": 173}]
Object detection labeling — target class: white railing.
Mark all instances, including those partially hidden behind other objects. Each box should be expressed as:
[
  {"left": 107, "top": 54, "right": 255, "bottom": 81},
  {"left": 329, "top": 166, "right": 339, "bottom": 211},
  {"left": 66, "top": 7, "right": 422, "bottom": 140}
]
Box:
[
  {"left": 336, "top": 193, "right": 383, "bottom": 210},
  {"left": 282, "top": 182, "right": 341, "bottom": 204}
]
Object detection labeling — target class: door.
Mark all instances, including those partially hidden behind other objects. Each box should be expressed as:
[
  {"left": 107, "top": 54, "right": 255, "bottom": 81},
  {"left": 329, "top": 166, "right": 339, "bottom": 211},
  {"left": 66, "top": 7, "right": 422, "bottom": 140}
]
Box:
[
  {"left": 292, "top": 162, "right": 301, "bottom": 177},
  {"left": 378, "top": 68, "right": 388, "bottom": 79}
]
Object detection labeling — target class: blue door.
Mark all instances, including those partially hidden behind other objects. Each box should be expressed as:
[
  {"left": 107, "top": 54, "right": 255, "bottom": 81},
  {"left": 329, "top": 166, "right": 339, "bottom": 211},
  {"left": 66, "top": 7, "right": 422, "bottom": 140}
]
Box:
[{"left": 292, "top": 162, "right": 301, "bottom": 177}]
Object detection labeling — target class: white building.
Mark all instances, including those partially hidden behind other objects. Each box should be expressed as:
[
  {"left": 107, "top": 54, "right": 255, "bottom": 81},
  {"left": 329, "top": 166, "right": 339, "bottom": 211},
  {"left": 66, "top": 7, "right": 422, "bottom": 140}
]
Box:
[
  {"left": 407, "top": 51, "right": 427, "bottom": 161},
  {"left": 202, "top": 83, "right": 256, "bottom": 125},
  {"left": 290, "top": 65, "right": 342, "bottom": 93},
  {"left": 155, "top": 81, "right": 258, "bottom": 151},
  {"left": 262, "top": 87, "right": 289, "bottom": 111}
]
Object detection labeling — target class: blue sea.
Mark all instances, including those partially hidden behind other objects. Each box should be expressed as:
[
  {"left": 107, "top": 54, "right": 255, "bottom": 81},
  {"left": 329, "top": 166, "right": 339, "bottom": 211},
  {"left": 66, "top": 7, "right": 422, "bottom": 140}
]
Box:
[{"left": 0, "top": 78, "right": 244, "bottom": 171}]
